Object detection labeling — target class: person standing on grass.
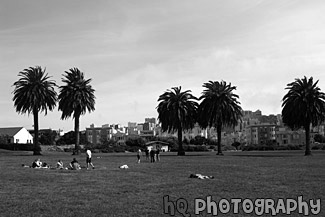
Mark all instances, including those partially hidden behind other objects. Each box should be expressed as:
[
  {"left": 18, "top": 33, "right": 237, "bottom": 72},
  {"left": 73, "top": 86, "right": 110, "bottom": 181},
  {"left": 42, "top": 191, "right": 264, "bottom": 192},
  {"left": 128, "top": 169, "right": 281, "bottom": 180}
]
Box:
[
  {"left": 145, "top": 148, "right": 149, "bottom": 161},
  {"left": 150, "top": 149, "right": 156, "bottom": 163},
  {"left": 156, "top": 148, "right": 160, "bottom": 162},
  {"left": 86, "top": 149, "right": 95, "bottom": 169},
  {"left": 137, "top": 149, "right": 141, "bottom": 163}
]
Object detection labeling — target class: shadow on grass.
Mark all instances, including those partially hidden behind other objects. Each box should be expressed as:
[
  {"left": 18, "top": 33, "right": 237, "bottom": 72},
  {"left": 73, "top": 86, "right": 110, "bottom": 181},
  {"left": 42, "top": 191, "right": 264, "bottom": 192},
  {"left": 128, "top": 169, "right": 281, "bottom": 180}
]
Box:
[
  {"left": 0, "top": 149, "right": 32, "bottom": 156},
  {"left": 233, "top": 154, "right": 295, "bottom": 158}
]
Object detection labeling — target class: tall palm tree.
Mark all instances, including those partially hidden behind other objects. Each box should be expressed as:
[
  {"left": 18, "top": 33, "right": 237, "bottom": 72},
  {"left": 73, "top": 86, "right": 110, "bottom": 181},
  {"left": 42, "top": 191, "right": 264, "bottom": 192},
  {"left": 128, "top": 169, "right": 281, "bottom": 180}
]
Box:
[
  {"left": 12, "top": 66, "right": 57, "bottom": 155},
  {"left": 198, "top": 81, "right": 242, "bottom": 155},
  {"left": 157, "top": 86, "right": 198, "bottom": 155},
  {"left": 282, "top": 76, "right": 325, "bottom": 156},
  {"left": 58, "top": 68, "right": 95, "bottom": 154}
]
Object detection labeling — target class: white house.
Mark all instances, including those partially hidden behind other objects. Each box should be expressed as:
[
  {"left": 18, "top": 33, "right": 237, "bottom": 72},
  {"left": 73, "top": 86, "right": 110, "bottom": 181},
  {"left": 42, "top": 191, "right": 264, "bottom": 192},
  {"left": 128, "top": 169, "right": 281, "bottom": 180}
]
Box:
[
  {"left": 145, "top": 141, "right": 169, "bottom": 152},
  {"left": 0, "top": 127, "right": 33, "bottom": 144}
]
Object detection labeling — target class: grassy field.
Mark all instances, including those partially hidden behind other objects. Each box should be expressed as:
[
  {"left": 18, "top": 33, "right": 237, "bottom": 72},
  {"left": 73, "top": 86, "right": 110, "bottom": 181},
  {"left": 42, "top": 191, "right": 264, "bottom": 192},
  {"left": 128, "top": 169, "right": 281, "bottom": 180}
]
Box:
[{"left": 0, "top": 149, "right": 324, "bottom": 217}]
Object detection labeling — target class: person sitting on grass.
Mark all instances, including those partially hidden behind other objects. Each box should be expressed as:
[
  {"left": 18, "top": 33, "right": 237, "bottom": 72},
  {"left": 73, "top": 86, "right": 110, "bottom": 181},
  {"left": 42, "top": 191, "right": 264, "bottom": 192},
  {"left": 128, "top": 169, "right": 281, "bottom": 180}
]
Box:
[
  {"left": 41, "top": 162, "right": 50, "bottom": 169},
  {"left": 57, "top": 160, "right": 64, "bottom": 169},
  {"left": 70, "top": 158, "right": 81, "bottom": 170}
]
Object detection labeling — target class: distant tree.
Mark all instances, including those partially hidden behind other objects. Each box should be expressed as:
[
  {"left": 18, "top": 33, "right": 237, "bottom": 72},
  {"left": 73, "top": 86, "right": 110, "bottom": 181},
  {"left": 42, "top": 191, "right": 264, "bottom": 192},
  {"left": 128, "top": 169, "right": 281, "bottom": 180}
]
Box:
[
  {"left": 39, "top": 130, "right": 57, "bottom": 145},
  {"left": 198, "top": 81, "right": 242, "bottom": 155},
  {"left": 0, "top": 135, "right": 10, "bottom": 144},
  {"left": 12, "top": 66, "right": 57, "bottom": 155},
  {"left": 314, "top": 134, "right": 325, "bottom": 143},
  {"left": 157, "top": 87, "right": 198, "bottom": 155},
  {"left": 125, "top": 137, "right": 146, "bottom": 148},
  {"left": 58, "top": 68, "right": 95, "bottom": 154},
  {"left": 56, "top": 131, "right": 88, "bottom": 146},
  {"left": 206, "top": 138, "right": 218, "bottom": 146},
  {"left": 183, "top": 137, "right": 190, "bottom": 145},
  {"left": 190, "top": 135, "right": 208, "bottom": 145},
  {"left": 56, "top": 131, "right": 74, "bottom": 145},
  {"left": 282, "top": 76, "right": 325, "bottom": 156}
]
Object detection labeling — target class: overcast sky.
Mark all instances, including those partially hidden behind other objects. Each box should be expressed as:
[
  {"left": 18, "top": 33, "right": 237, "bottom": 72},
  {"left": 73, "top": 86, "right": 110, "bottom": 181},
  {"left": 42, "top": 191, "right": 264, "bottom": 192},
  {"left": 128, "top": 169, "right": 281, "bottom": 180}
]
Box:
[{"left": 1, "top": 0, "right": 325, "bottom": 132}]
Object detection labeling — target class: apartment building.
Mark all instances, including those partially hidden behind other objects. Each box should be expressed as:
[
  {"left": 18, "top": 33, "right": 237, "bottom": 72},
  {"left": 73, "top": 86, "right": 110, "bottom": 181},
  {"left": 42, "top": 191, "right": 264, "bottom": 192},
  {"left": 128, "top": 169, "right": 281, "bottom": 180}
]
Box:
[
  {"left": 246, "top": 123, "right": 276, "bottom": 145},
  {"left": 275, "top": 127, "right": 305, "bottom": 146},
  {"left": 86, "top": 124, "right": 126, "bottom": 144}
]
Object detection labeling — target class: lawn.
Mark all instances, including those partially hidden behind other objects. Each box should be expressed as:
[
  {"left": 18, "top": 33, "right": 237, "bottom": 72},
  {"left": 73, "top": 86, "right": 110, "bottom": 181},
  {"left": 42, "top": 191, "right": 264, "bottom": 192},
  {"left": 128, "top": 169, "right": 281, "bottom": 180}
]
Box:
[{"left": 0, "top": 149, "right": 324, "bottom": 217}]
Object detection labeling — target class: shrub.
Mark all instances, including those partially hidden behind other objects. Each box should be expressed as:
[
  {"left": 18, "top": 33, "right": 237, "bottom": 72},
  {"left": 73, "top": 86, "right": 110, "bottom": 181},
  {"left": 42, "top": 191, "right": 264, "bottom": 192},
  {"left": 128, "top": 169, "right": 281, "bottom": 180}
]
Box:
[
  {"left": 287, "top": 144, "right": 302, "bottom": 150},
  {"left": 242, "top": 144, "right": 303, "bottom": 151},
  {"left": 222, "top": 145, "right": 237, "bottom": 151},
  {"left": 311, "top": 144, "right": 324, "bottom": 150},
  {"left": 182, "top": 145, "right": 208, "bottom": 152}
]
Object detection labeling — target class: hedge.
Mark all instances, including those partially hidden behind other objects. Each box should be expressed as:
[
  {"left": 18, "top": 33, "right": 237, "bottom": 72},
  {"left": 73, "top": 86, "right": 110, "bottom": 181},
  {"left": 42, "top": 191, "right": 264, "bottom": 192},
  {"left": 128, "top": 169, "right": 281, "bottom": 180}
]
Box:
[{"left": 0, "top": 143, "right": 35, "bottom": 151}]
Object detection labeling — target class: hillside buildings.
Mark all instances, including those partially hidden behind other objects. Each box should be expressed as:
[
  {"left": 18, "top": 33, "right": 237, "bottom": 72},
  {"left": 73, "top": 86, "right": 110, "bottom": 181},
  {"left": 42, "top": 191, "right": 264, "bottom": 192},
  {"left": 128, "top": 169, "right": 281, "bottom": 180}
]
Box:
[
  {"left": 83, "top": 109, "right": 323, "bottom": 147},
  {"left": 86, "top": 118, "right": 158, "bottom": 145}
]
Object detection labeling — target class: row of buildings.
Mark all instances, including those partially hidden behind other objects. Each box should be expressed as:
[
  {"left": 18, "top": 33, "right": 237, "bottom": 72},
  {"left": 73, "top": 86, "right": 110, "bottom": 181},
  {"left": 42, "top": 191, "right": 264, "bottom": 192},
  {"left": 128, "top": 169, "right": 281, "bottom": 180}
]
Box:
[
  {"left": 84, "top": 110, "right": 324, "bottom": 147},
  {"left": 1, "top": 110, "right": 323, "bottom": 147}
]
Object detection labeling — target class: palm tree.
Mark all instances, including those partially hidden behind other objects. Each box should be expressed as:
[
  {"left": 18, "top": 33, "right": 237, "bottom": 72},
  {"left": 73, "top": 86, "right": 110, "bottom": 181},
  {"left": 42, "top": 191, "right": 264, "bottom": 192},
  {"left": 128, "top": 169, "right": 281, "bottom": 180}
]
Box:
[
  {"left": 58, "top": 68, "right": 95, "bottom": 154},
  {"left": 198, "top": 81, "right": 242, "bottom": 155},
  {"left": 12, "top": 66, "right": 57, "bottom": 155},
  {"left": 282, "top": 76, "right": 325, "bottom": 156},
  {"left": 157, "top": 86, "right": 198, "bottom": 155}
]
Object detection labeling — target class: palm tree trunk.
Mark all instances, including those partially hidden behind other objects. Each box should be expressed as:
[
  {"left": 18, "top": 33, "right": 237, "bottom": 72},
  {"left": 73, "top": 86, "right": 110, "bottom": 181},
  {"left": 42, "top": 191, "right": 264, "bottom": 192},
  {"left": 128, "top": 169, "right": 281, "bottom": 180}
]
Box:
[
  {"left": 216, "top": 123, "right": 223, "bottom": 155},
  {"left": 33, "top": 108, "right": 41, "bottom": 155},
  {"left": 304, "top": 123, "right": 311, "bottom": 156},
  {"left": 74, "top": 113, "right": 81, "bottom": 155},
  {"left": 177, "top": 126, "right": 185, "bottom": 156}
]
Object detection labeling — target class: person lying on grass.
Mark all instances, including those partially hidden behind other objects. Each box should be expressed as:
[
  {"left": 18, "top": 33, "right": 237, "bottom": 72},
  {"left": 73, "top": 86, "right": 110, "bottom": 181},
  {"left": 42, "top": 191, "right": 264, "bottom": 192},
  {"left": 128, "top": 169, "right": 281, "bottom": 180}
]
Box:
[
  {"left": 29, "top": 159, "right": 50, "bottom": 169},
  {"left": 189, "top": 174, "right": 214, "bottom": 179}
]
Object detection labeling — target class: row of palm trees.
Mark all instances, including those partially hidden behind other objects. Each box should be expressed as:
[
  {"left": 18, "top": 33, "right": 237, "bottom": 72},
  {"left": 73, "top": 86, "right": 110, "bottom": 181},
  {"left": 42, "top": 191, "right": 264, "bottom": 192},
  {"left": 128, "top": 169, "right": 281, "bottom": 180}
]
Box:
[
  {"left": 12, "top": 67, "right": 325, "bottom": 157},
  {"left": 157, "top": 77, "right": 325, "bottom": 156},
  {"left": 13, "top": 66, "right": 95, "bottom": 155},
  {"left": 157, "top": 81, "right": 243, "bottom": 156}
]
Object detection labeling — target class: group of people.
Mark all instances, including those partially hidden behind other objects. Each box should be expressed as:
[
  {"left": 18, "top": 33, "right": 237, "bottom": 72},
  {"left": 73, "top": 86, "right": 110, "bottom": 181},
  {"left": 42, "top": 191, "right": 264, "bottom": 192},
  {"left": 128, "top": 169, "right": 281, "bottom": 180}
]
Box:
[
  {"left": 23, "top": 149, "right": 95, "bottom": 170},
  {"left": 139, "top": 148, "right": 160, "bottom": 163}
]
